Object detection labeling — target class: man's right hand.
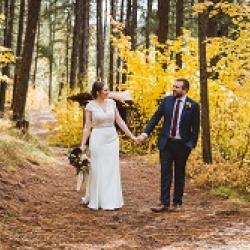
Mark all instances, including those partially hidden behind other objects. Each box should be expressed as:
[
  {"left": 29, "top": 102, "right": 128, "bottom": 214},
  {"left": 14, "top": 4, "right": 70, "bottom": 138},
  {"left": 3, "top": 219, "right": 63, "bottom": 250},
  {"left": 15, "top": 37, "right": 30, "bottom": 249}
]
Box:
[{"left": 136, "top": 133, "right": 148, "bottom": 144}]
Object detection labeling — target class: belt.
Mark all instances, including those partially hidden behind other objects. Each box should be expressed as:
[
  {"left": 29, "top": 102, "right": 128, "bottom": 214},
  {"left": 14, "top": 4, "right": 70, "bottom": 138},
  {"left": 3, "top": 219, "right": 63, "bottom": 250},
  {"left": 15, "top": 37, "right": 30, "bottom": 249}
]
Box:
[
  {"left": 168, "top": 137, "right": 182, "bottom": 141},
  {"left": 93, "top": 125, "right": 115, "bottom": 129}
]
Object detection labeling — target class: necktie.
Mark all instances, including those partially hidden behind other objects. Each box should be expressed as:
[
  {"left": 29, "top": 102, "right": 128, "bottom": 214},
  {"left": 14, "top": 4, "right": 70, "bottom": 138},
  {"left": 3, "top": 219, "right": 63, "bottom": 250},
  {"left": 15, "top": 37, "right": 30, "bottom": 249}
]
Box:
[{"left": 170, "top": 100, "right": 181, "bottom": 137}]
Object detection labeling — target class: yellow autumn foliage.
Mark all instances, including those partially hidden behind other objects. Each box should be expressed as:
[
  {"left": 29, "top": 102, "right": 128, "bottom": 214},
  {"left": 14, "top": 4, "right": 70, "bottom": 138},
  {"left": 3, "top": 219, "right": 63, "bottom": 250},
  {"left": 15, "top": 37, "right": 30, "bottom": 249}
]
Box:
[
  {"left": 47, "top": 87, "right": 83, "bottom": 147},
  {"left": 0, "top": 17, "right": 15, "bottom": 83},
  {"left": 188, "top": 153, "right": 250, "bottom": 193}
]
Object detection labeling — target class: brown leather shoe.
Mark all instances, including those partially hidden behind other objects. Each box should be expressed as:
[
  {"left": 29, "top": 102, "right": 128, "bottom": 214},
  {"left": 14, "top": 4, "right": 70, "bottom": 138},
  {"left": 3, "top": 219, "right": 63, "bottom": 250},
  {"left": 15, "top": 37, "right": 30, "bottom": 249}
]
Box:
[
  {"left": 172, "top": 204, "right": 183, "bottom": 212},
  {"left": 151, "top": 204, "right": 170, "bottom": 213}
]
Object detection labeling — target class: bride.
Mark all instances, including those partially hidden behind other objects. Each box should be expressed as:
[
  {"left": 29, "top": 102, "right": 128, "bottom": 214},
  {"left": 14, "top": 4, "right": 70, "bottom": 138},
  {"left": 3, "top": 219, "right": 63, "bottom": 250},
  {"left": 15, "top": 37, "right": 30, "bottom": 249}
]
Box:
[{"left": 81, "top": 81, "right": 138, "bottom": 210}]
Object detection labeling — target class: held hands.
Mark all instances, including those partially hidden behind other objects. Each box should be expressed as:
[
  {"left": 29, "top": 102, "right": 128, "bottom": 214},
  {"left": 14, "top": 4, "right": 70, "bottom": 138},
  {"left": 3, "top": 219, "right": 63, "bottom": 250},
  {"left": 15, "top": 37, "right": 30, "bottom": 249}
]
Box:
[
  {"left": 130, "top": 133, "right": 147, "bottom": 144},
  {"left": 131, "top": 135, "right": 140, "bottom": 144},
  {"left": 136, "top": 133, "right": 147, "bottom": 144}
]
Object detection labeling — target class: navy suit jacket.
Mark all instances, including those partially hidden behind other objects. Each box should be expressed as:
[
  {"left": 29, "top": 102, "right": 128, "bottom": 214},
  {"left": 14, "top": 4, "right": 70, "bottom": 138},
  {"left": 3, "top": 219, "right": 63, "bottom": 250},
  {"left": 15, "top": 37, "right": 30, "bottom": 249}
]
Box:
[{"left": 144, "top": 95, "right": 200, "bottom": 151}]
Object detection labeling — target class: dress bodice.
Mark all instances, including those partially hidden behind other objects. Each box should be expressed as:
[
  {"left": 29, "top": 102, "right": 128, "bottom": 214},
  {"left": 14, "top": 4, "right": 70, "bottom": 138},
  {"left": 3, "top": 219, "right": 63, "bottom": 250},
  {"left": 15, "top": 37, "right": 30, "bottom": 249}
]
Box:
[{"left": 85, "top": 99, "right": 116, "bottom": 128}]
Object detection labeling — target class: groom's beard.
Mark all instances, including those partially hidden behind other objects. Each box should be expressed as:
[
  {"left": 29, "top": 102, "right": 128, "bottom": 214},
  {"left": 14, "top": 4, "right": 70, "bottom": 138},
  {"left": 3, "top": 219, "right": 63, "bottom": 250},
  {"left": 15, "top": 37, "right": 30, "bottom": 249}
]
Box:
[{"left": 173, "top": 91, "right": 184, "bottom": 98}]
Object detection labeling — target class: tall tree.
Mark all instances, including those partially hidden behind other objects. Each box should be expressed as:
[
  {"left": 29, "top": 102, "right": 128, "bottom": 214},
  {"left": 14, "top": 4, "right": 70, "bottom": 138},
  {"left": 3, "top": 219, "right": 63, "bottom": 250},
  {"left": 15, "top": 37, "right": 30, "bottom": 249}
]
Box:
[
  {"left": 70, "top": 0, "right": 81, "bottom": 89},
  {"left": 0, "top": 0, "right": 15, "bottom": 113},
  {"left": 131, "top": 0, "right": 137, "bottom": 50},
  {"left": 125, "top": 0, "right": 132, "bottom": 36},
  {"left": 96, "top": 0, "right": 104, "bottom": 81},
  {"left": 103, "top": 0, "right": 108, "bottom": 52},
  {"left": 12, "top": 0, "right": 25, "bottom": 108},
  {"left": 116, "top": 0, "right": 124, "bottom": 87},
  {"left": 32, "top": 16, "right": 40, "bottom": 85},
  {"left": 121, "top": 0, "right": 133, "bottom": 84},
  {"left": 146, "top": 0, "right": 153, "bottom": 52},
  {"left": 176, "top": 0, "right": 184, "bottom": 69},
  {"left": 198, "top": 1, "right": 212, "bottom": 164},
  {"left": 14, "top": 0, "right": 25, "bottom": 73},
  {"left": 157, "top": 0, "right": 170, "bottom": 44},
  {"left": 157, "top": 0, "right": 170, "bottom": 69},
  {"left": 76, "top": 0, "right": 84, "bottom": 88},
  {"left": 13, "top": 0, "right": 41, "bottom": 120},
  {"left": 78, "top": 0, "right": 89, "bottom": 88},
  {"left": 65, "top": 4, "right": 72, "bottom": 84},
  {"left": 109, "top": 0, "right": 117, "bottom": 90}
]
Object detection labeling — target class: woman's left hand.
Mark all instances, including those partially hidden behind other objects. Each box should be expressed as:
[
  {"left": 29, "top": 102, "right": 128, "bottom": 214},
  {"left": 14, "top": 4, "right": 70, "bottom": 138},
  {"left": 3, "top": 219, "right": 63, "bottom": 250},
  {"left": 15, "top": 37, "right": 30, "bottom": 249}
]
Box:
[{"left": 131, "top": 136, "right": 140, "bottom": 144}]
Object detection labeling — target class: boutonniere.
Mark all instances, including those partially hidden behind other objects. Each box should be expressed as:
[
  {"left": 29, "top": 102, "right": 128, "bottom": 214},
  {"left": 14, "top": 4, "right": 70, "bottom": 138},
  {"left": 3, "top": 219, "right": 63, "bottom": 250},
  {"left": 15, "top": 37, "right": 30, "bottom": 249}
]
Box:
[{"left": 185, "top": 101, "right": 192, "bottom": 109}]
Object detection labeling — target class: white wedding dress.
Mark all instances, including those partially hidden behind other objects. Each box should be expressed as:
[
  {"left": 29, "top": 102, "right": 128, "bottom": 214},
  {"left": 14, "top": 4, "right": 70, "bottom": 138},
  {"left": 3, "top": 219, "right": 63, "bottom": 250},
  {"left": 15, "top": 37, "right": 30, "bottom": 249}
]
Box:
[{"left": 85, "top": 99, "right": 123, "bottom": 210}]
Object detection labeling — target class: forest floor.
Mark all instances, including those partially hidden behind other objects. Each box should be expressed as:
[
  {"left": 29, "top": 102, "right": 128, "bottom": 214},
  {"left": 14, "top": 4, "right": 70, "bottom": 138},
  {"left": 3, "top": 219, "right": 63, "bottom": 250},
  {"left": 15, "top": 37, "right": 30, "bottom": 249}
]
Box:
[{"left": 0, "top": 111, "right": 250, "bottom": 249}]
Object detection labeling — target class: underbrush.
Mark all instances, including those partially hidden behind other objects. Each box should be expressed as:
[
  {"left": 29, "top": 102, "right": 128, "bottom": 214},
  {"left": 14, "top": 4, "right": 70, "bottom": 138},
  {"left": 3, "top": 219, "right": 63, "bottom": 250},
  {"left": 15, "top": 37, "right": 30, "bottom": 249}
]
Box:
[
  {"left": 0, "top": 119, "right": 54, "bottom": 171},
  {"left": 47, "top": 99, "right": 83, "bottom": 148},
  {"left": 210, "top": 186, "right": 250, "bottom": 202},
  {"left": 188, "top": 151, "right": 250, "bottom": 201}
]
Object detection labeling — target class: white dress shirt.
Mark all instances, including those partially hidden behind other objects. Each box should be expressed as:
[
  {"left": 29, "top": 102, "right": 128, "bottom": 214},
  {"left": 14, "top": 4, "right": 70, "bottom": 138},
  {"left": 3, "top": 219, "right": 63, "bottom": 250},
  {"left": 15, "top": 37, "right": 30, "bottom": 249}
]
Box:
[{"left": 169, "top": 95, "right": 187, "bottom": 139}]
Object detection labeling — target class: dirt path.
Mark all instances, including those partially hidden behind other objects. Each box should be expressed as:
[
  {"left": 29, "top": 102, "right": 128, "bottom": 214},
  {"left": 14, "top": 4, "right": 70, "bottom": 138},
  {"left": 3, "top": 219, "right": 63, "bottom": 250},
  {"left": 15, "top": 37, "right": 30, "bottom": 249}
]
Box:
[
  {"left": 0, "top": 147, "right": 250, "bottom": 249},
  {"left": 1, "top": 111, "right": 249, "bottom": 249}
]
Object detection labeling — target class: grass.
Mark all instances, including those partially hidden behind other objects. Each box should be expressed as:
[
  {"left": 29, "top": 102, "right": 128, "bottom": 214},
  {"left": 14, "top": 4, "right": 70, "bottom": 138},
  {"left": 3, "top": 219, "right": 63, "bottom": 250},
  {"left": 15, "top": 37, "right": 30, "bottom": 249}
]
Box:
[
  {"left": 210, "top": 186, "right": 250, "bottom": 202},
  {"left": 0, "top": 119, "right": 55, "bottom": 170}
]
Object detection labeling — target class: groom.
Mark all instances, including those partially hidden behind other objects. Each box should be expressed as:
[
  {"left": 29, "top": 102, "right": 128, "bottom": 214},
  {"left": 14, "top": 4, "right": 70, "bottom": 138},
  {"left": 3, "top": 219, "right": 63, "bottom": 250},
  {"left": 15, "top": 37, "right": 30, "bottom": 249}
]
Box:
[{"left": 137, "top": 78, "right": 200, "bottom": 212}]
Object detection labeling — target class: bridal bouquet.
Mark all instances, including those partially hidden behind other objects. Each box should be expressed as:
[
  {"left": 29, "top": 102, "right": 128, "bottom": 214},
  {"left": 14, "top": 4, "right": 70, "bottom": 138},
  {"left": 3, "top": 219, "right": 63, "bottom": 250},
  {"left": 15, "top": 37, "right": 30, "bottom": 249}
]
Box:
[{"left": 68, "top": 147, "right": 90, "bottom": 175}]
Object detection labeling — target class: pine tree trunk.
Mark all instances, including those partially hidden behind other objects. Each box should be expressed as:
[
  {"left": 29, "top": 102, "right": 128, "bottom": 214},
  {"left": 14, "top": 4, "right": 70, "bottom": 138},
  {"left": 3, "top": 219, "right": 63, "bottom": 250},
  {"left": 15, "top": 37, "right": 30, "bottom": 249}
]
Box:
[
  {"left": 48, "top": 1, "right": 53, "bottom": 104},
  {"left": 122, "top": 0, "right": 132, "bottom": 84},
  {"left": 96, "top": 0, "right": 104, "bottom": 81},
  {"left": 82, "top": 0, "right": 90, "bottom": 86},
  {"left": 48, "top": 0, "right": 57, "bottom": 104},
  {"left": 109, "top": 0, "right": 117, "bottom": 90},
  {"left": 116, "top": 0, "right": 124, "bottom": 87},
  {"left": 176, "top": 0, "right": 183, "bottom": 69},
  {"left": 32, "top": 16, "right": 40, "bottom": 86},
  {"left": 78, "top": 0, "right": 89, "bottom": 89},
  {"left": 125, "top": 0, "right": 132, "bottom": 36},
  {"left": 70, "top": 0, "right": 80, "bottom": 89},
  {"left": 12, "top": 0, "right": 25, "bottom": 109},
  {"left": 146, "top": 0, "right": 153, "bottom": 61},
  {"left": 65, "top": 7, "right": 71, "bottom": 84},
  {"left": 198, "top": 2, "right": 212, "bottom": 164},
  {"left": 157, "top": 0, "right": 170, "bottom": 69},
  {"left": 157, "top": 0, "right": 170, "bottom": 44},
  {"left": 131, "top": 0, "right": 137, "bottom": 50},
  {"left": 146, "top": 0, "right": 152, "bottom": 50},
  {"left": 13, "top": 0, "right": 41, "bottom": 120},
  {"left": 77, "top": 0, "right": 84, "bottom": 88},
  {"left": 103, "top": 0, "right": 108, "bottom": 53}
]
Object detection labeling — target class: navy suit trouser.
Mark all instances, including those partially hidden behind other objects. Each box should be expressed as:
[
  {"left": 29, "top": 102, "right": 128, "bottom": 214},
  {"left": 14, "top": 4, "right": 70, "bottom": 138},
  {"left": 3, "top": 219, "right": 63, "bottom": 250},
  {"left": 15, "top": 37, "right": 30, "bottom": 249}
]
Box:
[{"left": 159, "top": 139, "right": 191, "bottom": 206}]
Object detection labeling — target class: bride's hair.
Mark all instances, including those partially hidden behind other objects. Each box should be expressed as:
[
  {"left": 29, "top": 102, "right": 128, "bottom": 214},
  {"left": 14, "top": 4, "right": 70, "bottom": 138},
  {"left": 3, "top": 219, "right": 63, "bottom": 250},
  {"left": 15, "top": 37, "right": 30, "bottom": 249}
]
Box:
[{"left": 91, "top": 81, "right": 104, "bottom": 99}]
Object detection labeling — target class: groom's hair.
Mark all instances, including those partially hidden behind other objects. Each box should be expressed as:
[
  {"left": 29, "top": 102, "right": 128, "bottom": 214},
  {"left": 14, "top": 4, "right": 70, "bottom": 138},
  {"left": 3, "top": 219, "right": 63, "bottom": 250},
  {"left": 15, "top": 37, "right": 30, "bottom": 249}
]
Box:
[{"left": 176, "top": 78, "right": 190, "bottom": 91}]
